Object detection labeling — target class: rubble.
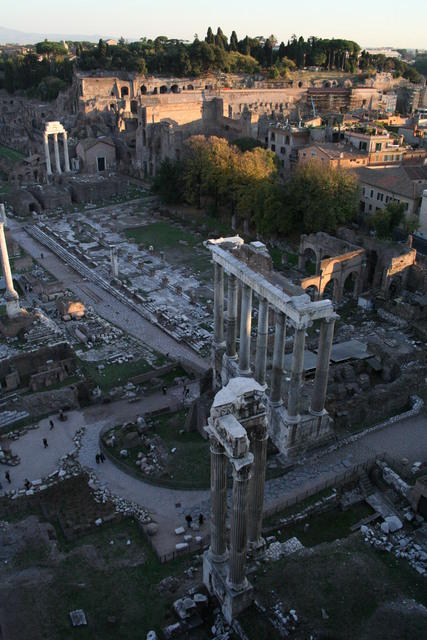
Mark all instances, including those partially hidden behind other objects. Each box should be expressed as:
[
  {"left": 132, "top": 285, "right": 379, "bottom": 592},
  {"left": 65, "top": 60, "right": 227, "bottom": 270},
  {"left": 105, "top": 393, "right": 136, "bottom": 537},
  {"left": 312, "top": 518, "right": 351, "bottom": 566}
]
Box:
[{"left": 361, "top": 524, "right": 427, "bottom": 577}]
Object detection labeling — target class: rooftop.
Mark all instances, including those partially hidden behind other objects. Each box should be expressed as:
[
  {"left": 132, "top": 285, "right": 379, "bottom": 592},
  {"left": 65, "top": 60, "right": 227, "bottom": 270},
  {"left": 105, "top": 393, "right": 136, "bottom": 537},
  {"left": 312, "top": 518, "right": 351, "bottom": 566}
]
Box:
[{"left": 354, "top": 165, "right": 427, "bottom": 199}]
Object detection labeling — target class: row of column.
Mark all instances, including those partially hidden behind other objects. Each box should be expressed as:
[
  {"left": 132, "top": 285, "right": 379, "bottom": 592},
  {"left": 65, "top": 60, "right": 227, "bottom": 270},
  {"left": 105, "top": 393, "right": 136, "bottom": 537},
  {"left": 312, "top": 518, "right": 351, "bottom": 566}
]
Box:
[
  {"left": 213, "top": 262, "right": 336, "bottom": 418},
  {"left": 44, "top": 132, "right": 70, "bottom": 176},
  {"left": 209, "top": 429, "right": 267, "bottom": 590}
]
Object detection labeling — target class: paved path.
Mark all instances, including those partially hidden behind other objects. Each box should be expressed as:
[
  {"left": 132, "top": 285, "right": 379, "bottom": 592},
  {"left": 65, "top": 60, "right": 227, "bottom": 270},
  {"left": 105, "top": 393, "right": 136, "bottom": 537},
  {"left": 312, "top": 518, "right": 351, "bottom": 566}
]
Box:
[
  {"left": 2, "top": 386, "right": 425, "bottom": 554},
  {"left": 9, "top": 220, "right": 209, "bottom": 373}
]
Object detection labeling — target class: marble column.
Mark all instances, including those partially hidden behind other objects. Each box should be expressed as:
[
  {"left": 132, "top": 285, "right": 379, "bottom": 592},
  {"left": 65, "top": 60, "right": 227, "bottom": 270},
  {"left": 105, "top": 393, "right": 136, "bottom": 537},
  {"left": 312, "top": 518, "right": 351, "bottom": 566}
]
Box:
[
  {"left": 248, "top": 424, "right": 268, "bottom": 546},
  {"left": 209, "top": 438, "right": 228, "bottom": 562},
  {"left": 238, "top": 284, "right": 252, "bottom": 375},
  {"left": 44, "top": 134, "right": 52, "bottom": 176},
  {"left": 311, "top": 316, "right": 336, "bottom": 415},
  {"left": 213, "top": 262, "right": 225, "bottom": 347},
  {"left": 255, "top": 298, "right": 269, "bottom": 385},
  {"left": 226, "top": 274, "right": 238, "bottom": 358},
  {"left": 53, "top": 134, "right": 62, "bottom": 174},
  {"left": 287, "top": 325, "right": 306, "bottom": 419},
  {"left": 228, "top": 459, "right": 252, "bottom": 590},
  {"left": 270, "top": 312, "right": 286, "bottom": 404},
  {"left": 0, "top": 222, "right": 19, "bottom": 318},
  {"left": 63, "top": 132, "right": 71, "bottom": 172}
]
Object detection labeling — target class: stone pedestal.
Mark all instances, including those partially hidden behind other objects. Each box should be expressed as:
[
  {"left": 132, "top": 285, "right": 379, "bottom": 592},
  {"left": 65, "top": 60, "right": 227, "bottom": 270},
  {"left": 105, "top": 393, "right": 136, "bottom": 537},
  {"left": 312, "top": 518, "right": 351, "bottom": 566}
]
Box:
[
  {"left": 268, "top": 402, "right": 334, "bottom": 458},
  {"left": 203, "top": 552, "right": 254, "bottom": 624}
]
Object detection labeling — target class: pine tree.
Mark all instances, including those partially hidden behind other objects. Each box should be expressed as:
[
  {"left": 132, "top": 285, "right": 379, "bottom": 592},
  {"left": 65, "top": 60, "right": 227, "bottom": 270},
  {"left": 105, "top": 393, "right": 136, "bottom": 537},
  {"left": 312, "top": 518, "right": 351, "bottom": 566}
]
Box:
[{"left": 230, "top": 30, "right": 238, "bottom": 52}]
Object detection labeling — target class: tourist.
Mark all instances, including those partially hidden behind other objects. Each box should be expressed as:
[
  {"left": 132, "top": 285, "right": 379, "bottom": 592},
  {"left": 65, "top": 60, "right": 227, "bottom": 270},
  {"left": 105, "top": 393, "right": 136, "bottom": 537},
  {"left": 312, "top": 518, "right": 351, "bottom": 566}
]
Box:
[
  {"left": 43, "top": 438, "right": 48, "bottom": 448},
  {"left": 5, "top": 471, "right": 11, "bottom": 484},
  {"left": 100, "top": 452, "right": 106, "bottom": 463},
  {"left": 198, "top": 513, "right": 204, "bottom": 526},
  {"left": 185, "top": 514, "right": 193, "bottom": 528},
  {"left": 40, "top": 252, "right": 44, "bottom": 259},
  {"left": 162, "top": 386, "right": 167, "bottom": 395},
  {"left": 49, "top": 419, "right": 55, "bottom": 430},
  {"left": 24, "top": 479, "right": 31, "bottom": 490},
  {"left": 96, "top": 453, "right": 100, "bottom": 464}
]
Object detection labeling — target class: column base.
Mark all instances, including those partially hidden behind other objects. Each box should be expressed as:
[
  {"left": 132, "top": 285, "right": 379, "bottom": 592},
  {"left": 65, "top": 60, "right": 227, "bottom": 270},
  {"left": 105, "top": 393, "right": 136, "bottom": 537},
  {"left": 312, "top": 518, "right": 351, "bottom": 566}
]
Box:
[
  {"left": 208, "top": 548, "right": 229, "bottom": 564},
  {"left": 203, "top": 551, "right": 253, "bottom": 624},
  {"left": 309, "top": 406, "right": 327, "bottom": 417},
  {"left": 6, "top": 298, "right": 21, "bottom": 319},
  {"left": 237, "top": 368, "right": 252, "bottom": 378}
]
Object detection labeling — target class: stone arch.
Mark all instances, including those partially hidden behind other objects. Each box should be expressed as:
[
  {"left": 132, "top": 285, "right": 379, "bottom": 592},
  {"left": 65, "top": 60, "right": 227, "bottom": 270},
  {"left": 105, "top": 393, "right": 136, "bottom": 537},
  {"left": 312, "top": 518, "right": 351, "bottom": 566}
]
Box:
[
  {"left": 322, "top": 278, "right": 337, "bottom": 301},
  {"left": 388, "top": 275, "right": 403, "bottom": 298},
  {"left": 298, "top": 81, "right": 303, "bottom": 88},
  {"left": 120, "top": 86, "right": 129, "bottom": 97},
  {"left": 305, "top": 284, "right": 318, "bottom": 301},
  {"left": 187, "top": 84, "right": 194, "bottom": 90},
  {"left": 140, "top": 85, "right": 147, "bottom": 94},
  {"left": 301, "top": 247, "right": 318, "bottom": 274},
  {"left": 152, "top": 87, "right": 158, "bottom": 94},
  {"left": 170, "top": 84, "right": 179, "bottom": 94},
  {"left": 159, "top": 85, "right": 167, "bottom": 94},
  {"left": 130, "top": 100, "right": 138, "bottom": 114},
  {"left": 343, "top": 271, "right": 359, "bottom": 297}
]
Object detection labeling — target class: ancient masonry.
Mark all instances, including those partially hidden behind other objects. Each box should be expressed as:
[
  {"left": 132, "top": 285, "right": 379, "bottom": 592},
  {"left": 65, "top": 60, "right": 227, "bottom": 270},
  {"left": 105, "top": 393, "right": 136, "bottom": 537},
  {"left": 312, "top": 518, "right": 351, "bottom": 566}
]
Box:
[
  {"left": 205, "top": 237, "right": 337, "bottom": 457},
  {"left": 0, "top": 220, "right": 20, "bottom": 318},
  {"left": 203, "top": 377, "right": 268, "bottom": 623},
  {"left": 43, "top": 121, "right": 71, "bottom": 176}
]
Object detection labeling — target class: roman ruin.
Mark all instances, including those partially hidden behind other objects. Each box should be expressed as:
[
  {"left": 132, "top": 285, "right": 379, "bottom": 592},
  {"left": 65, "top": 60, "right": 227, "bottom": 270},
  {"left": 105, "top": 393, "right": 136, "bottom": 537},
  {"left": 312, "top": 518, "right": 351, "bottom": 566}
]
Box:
[
  {"left": 206, "top": 236, "right": 336, "bottom": 456},
  {"left": 0, "top": 220, "right": 20, "bottom": 318},
  {"left": 43, "top": 121, "right": 70, "bottom": 176}
]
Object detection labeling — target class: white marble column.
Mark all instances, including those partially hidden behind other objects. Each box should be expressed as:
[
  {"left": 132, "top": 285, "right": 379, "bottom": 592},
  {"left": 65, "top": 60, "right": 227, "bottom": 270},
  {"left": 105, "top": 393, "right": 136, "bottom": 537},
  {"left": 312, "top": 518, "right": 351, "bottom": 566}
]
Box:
[
  {"left": 248, "top": 423, "right": 268, "bottom": 546},
  {"left": 226, "top": 274, "right": 238, "bottom": 358},
  {"left": 63, "top": 132, "right": 70, "bottom": 172},
  {"left": 311, "top": 315, "right": 336, "bottom": 415},
  {"left": 214, "top": 262, "right": 225, "bottom": 347},
  {"left": 255, "top": 298, "right": 269, "bottom": 386},
  {"left": 0, "top": 203, "right": 7, "bottom": 228},
  {"left": 209, "top": 438, "right": 228, "bottom": 562},
  {"left": 287, "top": 325, "right": 306, "bottom": 419},
  {"left": 270, "top": 312, "right": 286, "bottom": 404},
  {"left": 53, "top": 133, "right": 62, "bottom": 174},
  {"left": 227, "top": 458, "right": 252, "bottom": 590},
  {"left": 44, "top": 134, "right": 52, "bottom": 176},
  {"left": 0, "top": 222, "right": 20, "bottom": 318},
  {"left": 238, "top": 284, "right": 252, "bottom": 375}
]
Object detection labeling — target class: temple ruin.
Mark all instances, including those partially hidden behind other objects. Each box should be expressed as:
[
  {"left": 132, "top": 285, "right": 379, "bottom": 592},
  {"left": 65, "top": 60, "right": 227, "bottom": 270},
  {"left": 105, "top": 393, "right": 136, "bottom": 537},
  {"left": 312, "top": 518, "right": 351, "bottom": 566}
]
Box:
[
  {"left": 43, "top": 121, "right": 70, "bottom": 176},
  {"left": 203, "top": 377, "right": 268, "bottom": 622},
  {"left": 205, "top": 236, "right": 337, "bottom": 457}
]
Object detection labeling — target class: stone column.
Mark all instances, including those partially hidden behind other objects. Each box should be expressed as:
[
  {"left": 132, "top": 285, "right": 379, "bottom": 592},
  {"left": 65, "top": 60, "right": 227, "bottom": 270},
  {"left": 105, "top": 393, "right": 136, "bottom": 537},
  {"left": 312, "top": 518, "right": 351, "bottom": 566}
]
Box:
[
  {"left": 248, "top": 424, "right": 268, "bottom": 546},
  {"left": 311, "top": 315, "right": 336, "bottom": 415},
  {"left": 238, "top": 284, "right": 252, "bottom": 375},
  {"left": 209, "top": 438, "right": 228, "bottom": 562},
  {"left": 255, "top": 298, "right": 269, "bottom": 385},
  {"left": 110, "top": 246, "right": 119, "bottom": 278},
  {"left": 226, "top": 274, "right": 238, "bottom": 358},
  {"left": 228, "top": 458, "right": 253, "bottom": 590},
  {"left": 287, "top": 324, "right": 306, "bottom": 419},
  {"left": 44, "top": 133, "right": 52, "bottom": 176},
  {"left": 0, "top": 222, "right": 19, "bottom": 318},
  {"left": 213, "top": 262, "right": 225, "bottom": 347},
  {"left": 53, "top": 133, "right": 62, "bottom": 174},
  {"left": 270, "top": 312, "right": 286, "bottom": 404},
  {"left": 63, "top": 132, "right": 70, "bottom": 172}
]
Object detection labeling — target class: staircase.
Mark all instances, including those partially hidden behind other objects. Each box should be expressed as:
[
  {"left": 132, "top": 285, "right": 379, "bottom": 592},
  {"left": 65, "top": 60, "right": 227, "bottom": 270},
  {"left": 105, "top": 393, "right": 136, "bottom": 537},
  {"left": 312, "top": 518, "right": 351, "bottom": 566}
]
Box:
[{"left": 359, "top": 469, "right": 376, "bottom": 497}]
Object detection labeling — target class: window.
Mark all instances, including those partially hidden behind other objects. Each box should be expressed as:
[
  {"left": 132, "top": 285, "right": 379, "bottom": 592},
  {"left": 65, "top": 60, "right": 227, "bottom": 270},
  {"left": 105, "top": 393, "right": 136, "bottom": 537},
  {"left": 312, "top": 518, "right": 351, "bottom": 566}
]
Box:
[
  {"left": 375, "top": 142, "right": 382, "bottom": 151},
  {"left": 368, "top": 204, "right": 372, "bottom": 211},
  {"left": 377, "top": 193, "right": 383, "bottom": 202},
  {"left": 285, "top": 135, "right": 290, "bottom": 145},
  {"left": 271, "top": 144, "right": 275, "bottom": 152},
  {"left": 362, "top": 187, "right": 365, "bottom": 196},
  {"left": 311, "top": 151, "right": 317, "bottom": 157},
  {"left": 370, "top": 189, "right": 374, "bottom": 198},
  {"left": 359, "top": 141, "right": 367, "bottom": 151},
  {"left": 271, "top": 132, "right": 275, "bottom": 141},
  {"left": 280, "top": 147, "right": 286, "bottom": 155},
  {"left": 385, "top": 196, "right": 389, "bottom": 203}
]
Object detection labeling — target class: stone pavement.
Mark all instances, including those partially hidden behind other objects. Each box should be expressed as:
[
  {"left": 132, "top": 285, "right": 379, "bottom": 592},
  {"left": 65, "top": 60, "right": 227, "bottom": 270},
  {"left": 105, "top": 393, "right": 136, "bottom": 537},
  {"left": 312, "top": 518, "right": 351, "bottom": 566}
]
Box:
[{"left": 10, "top": 220, "right": 209, "bottom": 373}]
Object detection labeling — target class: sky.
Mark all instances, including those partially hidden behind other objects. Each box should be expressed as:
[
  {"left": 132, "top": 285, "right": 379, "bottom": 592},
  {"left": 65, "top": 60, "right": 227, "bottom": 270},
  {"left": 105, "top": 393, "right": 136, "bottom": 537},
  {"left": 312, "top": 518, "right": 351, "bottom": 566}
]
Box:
[{"left": 1, "top": 0, "right": 427, "bottom": 49}]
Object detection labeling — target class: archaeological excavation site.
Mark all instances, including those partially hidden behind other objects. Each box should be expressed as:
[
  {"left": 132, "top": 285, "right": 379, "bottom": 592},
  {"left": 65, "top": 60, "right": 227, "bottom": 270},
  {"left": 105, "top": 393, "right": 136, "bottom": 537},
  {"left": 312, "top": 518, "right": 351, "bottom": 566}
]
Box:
[{"left": 0, "top": 15, "right": 426, "bottom": 640}]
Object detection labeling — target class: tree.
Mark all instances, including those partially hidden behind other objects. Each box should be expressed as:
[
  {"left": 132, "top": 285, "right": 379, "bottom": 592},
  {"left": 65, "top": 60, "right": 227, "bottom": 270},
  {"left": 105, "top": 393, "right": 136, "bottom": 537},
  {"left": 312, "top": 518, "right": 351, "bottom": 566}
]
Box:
[
  {"left": 205, "top": 27, "right": 215, "bottom": 45},
  {"left": 371, "top": 202, "right": 406, "bottom": 239},
  {"left": 230, "top": 31, "right": 238, "bottom": 52},
  {"left": 152, "top": 159, "right": 185, "bottom": 203}
]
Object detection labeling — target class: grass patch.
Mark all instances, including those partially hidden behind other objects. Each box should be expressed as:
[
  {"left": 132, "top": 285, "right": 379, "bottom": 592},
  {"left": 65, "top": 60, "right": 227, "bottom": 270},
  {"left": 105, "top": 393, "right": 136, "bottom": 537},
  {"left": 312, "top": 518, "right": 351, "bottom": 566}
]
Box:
[
  {"left": 0, "top": 145, "right": 24, "bottom": 164},
  {"left": 78, "top": 357, "right": 163, "bottom": 391},
  {"left": 263, "top": 487, "right": 335, "bottom": 529},
  {"left": 125, "top": 221, "right": 198, "bottom": 249}
]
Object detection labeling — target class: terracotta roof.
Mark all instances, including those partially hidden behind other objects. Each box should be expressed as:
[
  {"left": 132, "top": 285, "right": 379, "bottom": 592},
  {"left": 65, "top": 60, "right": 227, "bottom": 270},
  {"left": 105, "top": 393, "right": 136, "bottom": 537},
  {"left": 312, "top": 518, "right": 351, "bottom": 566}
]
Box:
[
  {"left": 76, "top": 138, "right": 115, "bottom": 151},
  {"left": 354, "top": 165, "right": 427, "bottom": 199}
]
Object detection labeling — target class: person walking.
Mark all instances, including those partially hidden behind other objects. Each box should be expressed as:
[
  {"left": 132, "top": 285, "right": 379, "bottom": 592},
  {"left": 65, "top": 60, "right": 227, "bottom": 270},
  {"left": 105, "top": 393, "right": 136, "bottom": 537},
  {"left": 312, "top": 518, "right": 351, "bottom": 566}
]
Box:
[
  {"left": 49, "top": 419, "right": 54, "bottom": 430},
  {"left": 5, "top": 471, "right": 11, "bottom": 484},
  {"left": 198, "top": 513, "right": 204, "bottom": 527},
  {"left": 185, "top": 514, "right": 193, "bottom": 528},
  {"left": 96, "top": 453, "right": 100, "bottom": 464},
  {"left": 100, "top": 452, "right": 105, "bottom": 463},
  {"left": 43, "top": 438, "right": 48, "bottom": 448},
  {"left": 162, "top": 386, "right": 167, "bottom": 395},
  {"left": 24, "top": 479, "right": 31, "bottom": 490}
]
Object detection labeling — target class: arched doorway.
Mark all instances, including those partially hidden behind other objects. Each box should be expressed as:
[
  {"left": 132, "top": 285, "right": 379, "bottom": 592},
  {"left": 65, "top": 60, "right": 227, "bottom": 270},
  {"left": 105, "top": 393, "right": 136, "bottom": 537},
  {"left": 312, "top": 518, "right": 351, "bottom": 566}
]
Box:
[
  {"left": 343, "top": 272, "right": 359, "bottom": 297},
  {"left": 120, "top": 86, "right": 129, "bottom": 97},
  {"left": 159, "top": 85, "right": 167, "bottom": 94},
  {"left": 301, "top": 247, "right": 318, "bottom": 275},
  {"left": 140, "top": 85, "right": 147, "bottom": 94},
  {"left": 323, "top": 279, "right": 336, "bottom": 301},
  {"left": 170, "top": 84, "right": 179, "bottom": 94}
]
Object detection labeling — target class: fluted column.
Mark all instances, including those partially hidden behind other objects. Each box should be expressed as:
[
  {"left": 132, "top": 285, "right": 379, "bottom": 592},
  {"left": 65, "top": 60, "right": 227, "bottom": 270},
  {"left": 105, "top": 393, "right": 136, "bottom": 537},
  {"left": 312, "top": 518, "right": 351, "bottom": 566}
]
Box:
[
  {"left": 255, "top": 298, "right": 269, "bottom": 385},
  {"left": 0, "top": 203, "right": 7, "bottom": 228},
  {"left": 63, "top": 132, "right": 70, "bottom": 172},
  {"left": 226, "top": 274, "right": 238, "bottom": 358},
  {"left": 239, "top": 284, "right": 252, "bottom": 375},
  {"left": 287, "top": 325, "right": 306, "bottom": 419},
  {"left": 213, "top": 262, "right": 225, "bottom": 347},
  {"left": 311, "top": 315, "right": 336, "bottom": 415},
  {"left": 209, "top": 438, "right": 228, "bottom": 562},
  {"left": 248, "top": 424, "right": 268, "bottom": 546},
  {"left": 270, "top": 311, "right": 286, "bottom": 404},
  {"left": 0, "top": 222, "right": 19, "bottom": 318},
  {"left": 228, "top": 458, "right": 253, "bottom": 590},
  {"left": 53, "top": 133, "right": 62, "bottom": 174},
  {"left": 44, "top": 134, "right": 52, "bottom": 175}
]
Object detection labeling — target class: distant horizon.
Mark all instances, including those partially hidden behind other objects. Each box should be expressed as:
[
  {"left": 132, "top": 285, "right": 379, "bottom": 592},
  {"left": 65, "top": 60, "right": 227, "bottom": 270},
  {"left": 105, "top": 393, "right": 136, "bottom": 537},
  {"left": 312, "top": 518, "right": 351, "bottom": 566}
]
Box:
[
  {"left": 0, "top": 24, "right": 425, "bottom": 52},
  {"left": 0, "top": 0, "right": 426, "bottom": 50}
]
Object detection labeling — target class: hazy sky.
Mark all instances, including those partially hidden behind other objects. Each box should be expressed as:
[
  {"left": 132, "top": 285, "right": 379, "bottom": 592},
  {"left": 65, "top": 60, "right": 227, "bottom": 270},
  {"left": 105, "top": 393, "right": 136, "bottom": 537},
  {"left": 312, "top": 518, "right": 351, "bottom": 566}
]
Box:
[{"left": 1, "top": 0, "right": 426, "bottom": 49}]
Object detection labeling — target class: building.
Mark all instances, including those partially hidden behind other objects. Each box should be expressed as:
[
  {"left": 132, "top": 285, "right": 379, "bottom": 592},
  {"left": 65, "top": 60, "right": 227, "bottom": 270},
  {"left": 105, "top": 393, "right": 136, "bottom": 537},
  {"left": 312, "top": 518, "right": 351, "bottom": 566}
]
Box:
[
  {"left": 267, "top": 124, "right": 311, "bottom": 175},
  {"left": 355, "top": 165, "right": 427, "bottom": 217},
  {"left": 75, "top": 138, "right": 116, "bottom": 173},
  {"left": 295, "top": 142, "right": 369, "bottom": 169}
]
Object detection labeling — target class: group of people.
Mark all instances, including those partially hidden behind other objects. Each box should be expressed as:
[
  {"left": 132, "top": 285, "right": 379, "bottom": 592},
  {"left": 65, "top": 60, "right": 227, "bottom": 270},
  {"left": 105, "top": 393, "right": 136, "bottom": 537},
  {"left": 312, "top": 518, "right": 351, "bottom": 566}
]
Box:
[
  {"left": 185, "top": 513, "right": 204, "bottom": 528},
  {"left": 95, "top": 452, "right": 106, "bottom": 464}
]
